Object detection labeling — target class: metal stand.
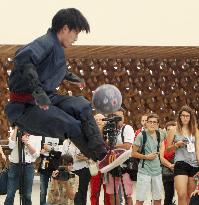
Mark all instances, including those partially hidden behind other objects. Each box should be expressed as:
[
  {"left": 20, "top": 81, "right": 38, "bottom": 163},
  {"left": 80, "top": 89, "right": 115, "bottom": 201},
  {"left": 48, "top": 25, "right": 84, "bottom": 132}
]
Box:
[
  {"left": 120, "top": 173, "right": 128, "bottom": 205},
  {"left": 17, "top": 129, "right": 26, "bottom": 205}
]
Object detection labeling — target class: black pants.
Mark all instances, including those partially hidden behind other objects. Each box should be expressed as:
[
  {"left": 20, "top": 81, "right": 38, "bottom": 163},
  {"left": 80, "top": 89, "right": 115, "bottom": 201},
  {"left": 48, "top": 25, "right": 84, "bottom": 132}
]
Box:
[
  {"left": 74, "top": 167, "right": 91, "bottom": 205},
  {"left": 189, "top": 195, "right": 199, "bottom": 205},
  {"left": 162, "top": 175, "right": 174, "bottom": 205},
  {"left": 40, "top": 171, "right": 50, "bottom": 205},
  {"left": 6, "top": 95, "right": 106, "bottom": 161}
]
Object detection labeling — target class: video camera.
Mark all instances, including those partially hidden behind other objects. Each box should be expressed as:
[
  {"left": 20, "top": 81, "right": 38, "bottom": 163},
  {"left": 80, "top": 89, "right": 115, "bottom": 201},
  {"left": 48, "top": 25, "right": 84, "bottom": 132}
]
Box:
[
  {"left": 53, "top": 166, "right": 75, "bottom": 181},
  {"left": 103, "top": 115, "right": 122, "bottom": 149}
]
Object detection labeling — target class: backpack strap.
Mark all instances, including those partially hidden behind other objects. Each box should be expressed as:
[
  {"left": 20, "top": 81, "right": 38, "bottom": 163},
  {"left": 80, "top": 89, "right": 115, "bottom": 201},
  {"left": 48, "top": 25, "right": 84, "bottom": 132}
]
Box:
[
  {"left": 141, "top": 130, "right": 147, "bottom": 168},
  {"left": 155, "top": 130, "right": 161, "bottom": 152},
  {"left": 41, "top": 136, "right": 45, "bottom": 149},
  {"left": 141, "top": 130, "right": 160, "bottom": 168},
  {"left": 121, "top": 125, "right": 126, "bottom": 144}
]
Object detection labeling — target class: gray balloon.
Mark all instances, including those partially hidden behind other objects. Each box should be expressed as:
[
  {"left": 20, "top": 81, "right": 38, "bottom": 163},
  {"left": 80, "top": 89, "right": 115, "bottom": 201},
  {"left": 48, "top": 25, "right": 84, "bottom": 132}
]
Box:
[{"left": 92, "top": 84, "right": 122, "bottom": 114}]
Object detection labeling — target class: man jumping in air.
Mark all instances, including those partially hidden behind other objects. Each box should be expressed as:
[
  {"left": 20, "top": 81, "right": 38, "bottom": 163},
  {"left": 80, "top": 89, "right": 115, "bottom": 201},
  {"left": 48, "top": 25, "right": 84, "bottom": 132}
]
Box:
[{"left": 5, "top": 8, "right": 107, "bottom": 161}]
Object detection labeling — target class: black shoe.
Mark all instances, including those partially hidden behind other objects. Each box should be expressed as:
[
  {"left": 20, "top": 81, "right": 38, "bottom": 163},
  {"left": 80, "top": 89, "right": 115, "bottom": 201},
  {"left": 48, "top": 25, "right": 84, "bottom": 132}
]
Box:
[{"left": 81, "top": 117, "right": 107, "bottom": 160}]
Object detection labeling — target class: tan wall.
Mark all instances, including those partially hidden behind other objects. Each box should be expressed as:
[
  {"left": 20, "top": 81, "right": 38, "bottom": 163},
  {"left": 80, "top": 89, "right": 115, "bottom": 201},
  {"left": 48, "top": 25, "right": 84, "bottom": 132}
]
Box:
[{"left": 0, "top": 0, "right": 199, "bottom": 46}]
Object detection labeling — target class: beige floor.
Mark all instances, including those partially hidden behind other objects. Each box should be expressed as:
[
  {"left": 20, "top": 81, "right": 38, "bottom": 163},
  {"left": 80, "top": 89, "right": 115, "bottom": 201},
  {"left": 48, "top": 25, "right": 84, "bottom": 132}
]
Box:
[{"left": 0, "top": 177, "right": 177, "bottom": 205}]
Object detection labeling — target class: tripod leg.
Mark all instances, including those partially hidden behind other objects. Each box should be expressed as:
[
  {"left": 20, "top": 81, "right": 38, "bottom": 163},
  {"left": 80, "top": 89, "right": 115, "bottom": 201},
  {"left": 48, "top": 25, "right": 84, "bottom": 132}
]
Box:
[
  {"left": 17, "top": 129, "right": 25, "bottom": 205},
  {"left": 113, "top": 176, "right": 117, "bottom": 205},
  {"left": 120, "top": 175, "right": 128, "bottom": 205}
]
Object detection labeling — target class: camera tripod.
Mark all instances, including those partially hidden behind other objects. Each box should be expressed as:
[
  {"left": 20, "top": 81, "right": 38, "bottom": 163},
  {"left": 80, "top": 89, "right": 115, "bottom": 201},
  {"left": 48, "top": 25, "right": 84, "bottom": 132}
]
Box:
[
  {"left": 111, "top": 166, "right": 128, "bottom": 205},
  {"left": 94, "top": 170, "right": 128, "bottom": 205},
  {"left": 103, "top": 115, "right": 129, "bottom": 205},
  {"left": 107, "top": 142, "right": 128, "bottom": 205}
]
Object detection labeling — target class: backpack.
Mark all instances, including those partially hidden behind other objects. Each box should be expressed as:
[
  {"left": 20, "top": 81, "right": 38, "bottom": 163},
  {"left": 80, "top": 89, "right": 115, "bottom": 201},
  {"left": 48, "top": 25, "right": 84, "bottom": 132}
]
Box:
[
  {"left": 121, "top": 127, "right": 160, "bottom": 181},
  {"left": 121, "top": 125, "right": 139, "bottom": 181}
]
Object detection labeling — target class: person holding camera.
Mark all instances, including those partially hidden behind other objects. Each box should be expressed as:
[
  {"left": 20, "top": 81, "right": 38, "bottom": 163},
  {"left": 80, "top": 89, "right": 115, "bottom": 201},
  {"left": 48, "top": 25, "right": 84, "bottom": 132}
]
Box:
[
  {"left": 47, "top": 154, "right": 79, "bottom": 205},
  {"left": 39, "top": 136, "right": 62, "bottom": 205},
  {"left": 62, "top": 139, "right": 91, "bottom": 205},
  {"left": 105, "top": 109, "right": 134, "bottom": 205}
]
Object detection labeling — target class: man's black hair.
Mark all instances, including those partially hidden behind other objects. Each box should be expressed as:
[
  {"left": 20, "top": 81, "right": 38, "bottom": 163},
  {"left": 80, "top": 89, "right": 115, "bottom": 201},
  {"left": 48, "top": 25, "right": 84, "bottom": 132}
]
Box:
[
  {"left": 60, "top": 154, "right": 74, "bottom": 165},
  {"left": 147, "top": 113, "right": 159, "bottom": 123},
  {"left": 52, "top": 8, "right": 90, "bottom": 33}
]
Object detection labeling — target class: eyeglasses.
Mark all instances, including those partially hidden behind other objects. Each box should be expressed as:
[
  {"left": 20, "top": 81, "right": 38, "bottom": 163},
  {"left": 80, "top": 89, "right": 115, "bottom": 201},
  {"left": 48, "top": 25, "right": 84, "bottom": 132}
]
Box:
[
  {"left": 180, "top": 114, "right": 190, "bottom": 118},
  {"left": 147, "top": 121, "right": 158, "bottom": 125}
]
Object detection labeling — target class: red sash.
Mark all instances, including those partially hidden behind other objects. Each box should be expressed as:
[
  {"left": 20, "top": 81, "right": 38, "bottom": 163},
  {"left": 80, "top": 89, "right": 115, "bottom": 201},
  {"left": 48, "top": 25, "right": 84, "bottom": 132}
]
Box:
[{"left": 10, "top": 92, "right": 34, "bottom": 103}]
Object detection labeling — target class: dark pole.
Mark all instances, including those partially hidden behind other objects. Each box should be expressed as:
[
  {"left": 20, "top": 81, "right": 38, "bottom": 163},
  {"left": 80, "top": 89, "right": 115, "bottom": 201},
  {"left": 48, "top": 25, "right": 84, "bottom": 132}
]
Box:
[{"left": 17, "top": 129, "right": 25, "bottom": 205}]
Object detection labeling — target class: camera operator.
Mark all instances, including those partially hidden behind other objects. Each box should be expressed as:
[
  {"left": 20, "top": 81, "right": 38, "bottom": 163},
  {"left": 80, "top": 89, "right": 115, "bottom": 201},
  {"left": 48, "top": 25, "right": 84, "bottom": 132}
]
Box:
[
  {"left": 47, "top": 154, "right": 79, "bottom": 205},
  {"left": 62, "top": 139, "right": 90, "bottom": 205},
  {"left": 105, "top": 109, "right": 135, "bottom": 205},
  {"left": 39, "top": 137, "right": 62, "bottom": 205}
]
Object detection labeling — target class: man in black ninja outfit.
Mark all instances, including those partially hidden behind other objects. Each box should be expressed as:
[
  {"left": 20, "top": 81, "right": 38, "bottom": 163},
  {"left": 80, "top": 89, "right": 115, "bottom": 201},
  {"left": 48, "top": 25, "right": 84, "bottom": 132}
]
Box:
[{"left": 5, "top": 8, "right": 107, "bottom": 161}]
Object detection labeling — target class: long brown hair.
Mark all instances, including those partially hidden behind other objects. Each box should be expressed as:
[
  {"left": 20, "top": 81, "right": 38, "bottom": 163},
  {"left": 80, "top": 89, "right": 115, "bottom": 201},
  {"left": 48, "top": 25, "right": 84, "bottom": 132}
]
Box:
[{"left": 176, "top": 105, "right": 197, "bottom": 136}]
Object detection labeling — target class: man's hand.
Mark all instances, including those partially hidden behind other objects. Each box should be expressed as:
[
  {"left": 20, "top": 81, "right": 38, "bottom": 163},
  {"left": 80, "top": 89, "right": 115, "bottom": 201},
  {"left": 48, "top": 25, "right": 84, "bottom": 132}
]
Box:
[
  {"left": 52, "top": 170, "right": 59, "bottom": 178},
  {"left": 191, "top": 190, "right": 199, "bottom": 197},
  {"left": 145, "top": 152, "right": 158, "bottom": 160},
  {"left": 32, "top": 89, "right": 51, "bottom": 109},
  {"left": 39, "top": 104, "right": 49, "bottom": 110},
  {"left": 194, "top": 172, "right": 199, "bottom": 177},
  {"left": 21, "top": 134, "right": 29, "bottom": 145},
  {"left": 1, "top": 153, "right": 6, "bottom": 162},
  {"left": 0, "top": 145, "right": 6, "bottom": 161},
  {"left": 175, "top": 140, "right": 187, "bottom": 148},
  {"left": 76, "top": 153, "right": 88, "bottom": 161},
  {"left": 169, "top": 164, "right": 175, "bottom": 171},
  {"left": 40, "top": 149, "right": 46, "bottom": 155}
]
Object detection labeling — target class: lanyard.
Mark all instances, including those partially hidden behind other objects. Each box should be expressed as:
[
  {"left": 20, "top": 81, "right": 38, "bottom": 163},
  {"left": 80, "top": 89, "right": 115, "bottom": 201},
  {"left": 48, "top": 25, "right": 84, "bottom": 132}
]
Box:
[{"left": 186, "top": 135, "right": 193, "bottom": 143}]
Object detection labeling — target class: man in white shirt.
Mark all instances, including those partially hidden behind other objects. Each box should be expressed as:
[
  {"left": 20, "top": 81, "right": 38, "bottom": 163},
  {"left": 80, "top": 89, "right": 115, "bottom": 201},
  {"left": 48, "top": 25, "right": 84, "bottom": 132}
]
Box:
[
  {"left": 39, "top": 136, "right": 62, "bottom": 205},
  {"left": 4, "top": 127, "right": 41, "bottom": 205}
]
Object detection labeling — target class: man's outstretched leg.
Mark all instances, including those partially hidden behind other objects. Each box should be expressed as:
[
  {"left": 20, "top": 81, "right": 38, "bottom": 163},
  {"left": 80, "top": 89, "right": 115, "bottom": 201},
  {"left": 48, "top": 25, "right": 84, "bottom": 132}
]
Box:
[
  {"left": 81, "top": 112, "right": 107, "bottom": 160},
  {"left": 53, "top": 95, "right": 107, "bottom": 161},
  {"left": 7, "top": 104, "right": 93, "bottom": 159}
]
